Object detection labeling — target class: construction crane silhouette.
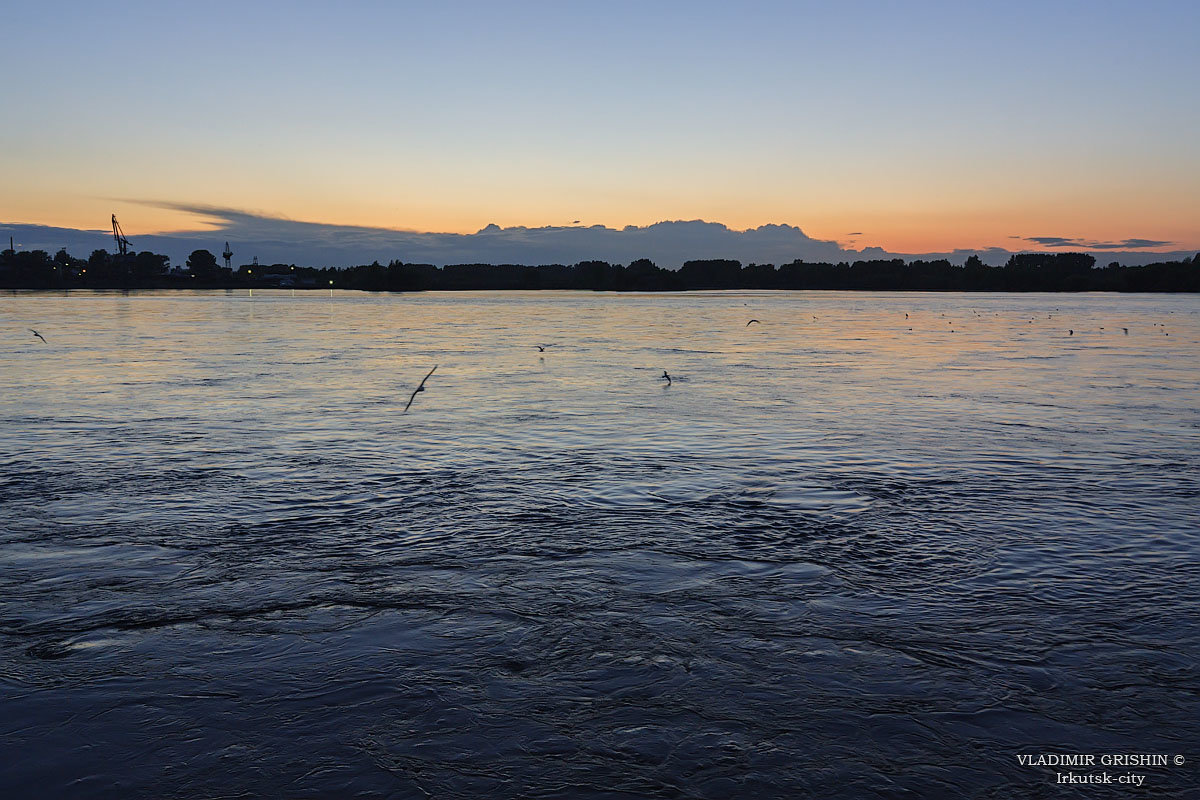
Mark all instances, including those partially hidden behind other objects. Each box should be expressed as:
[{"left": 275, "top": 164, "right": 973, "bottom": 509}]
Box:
[
  {"left": 111, "top": 214, "right": 131, "bottom": 256},
  {"left": 223, "top": 242, "right": 233, "bottom": 270}
]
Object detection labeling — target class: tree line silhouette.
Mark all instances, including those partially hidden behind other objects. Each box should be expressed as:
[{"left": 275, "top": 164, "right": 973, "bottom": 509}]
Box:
[{"left": 2, "top": 246, "right": 1197, "bottom": 292}]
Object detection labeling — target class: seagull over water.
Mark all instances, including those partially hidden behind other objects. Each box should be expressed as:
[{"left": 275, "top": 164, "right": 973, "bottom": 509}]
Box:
[
  {"left": 662, "top": 370, "right": 672, "bottom": 386},
  {"left": 29, "top": 329, "right": 46, "bottom": 343},
  {"left": 403, "top": 365, "right": 438, "bottom": 413},
  {"left": 746, "top": 319, "right": 760, "bottom": 326}
]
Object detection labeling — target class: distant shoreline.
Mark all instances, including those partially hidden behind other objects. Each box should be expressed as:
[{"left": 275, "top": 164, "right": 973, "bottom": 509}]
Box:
[
  {"left": 3, "top": 250, "right": 1198, "bottom": 293},
  {"left": 6, "top": 285, "right": 1199, "bottom": 295}
]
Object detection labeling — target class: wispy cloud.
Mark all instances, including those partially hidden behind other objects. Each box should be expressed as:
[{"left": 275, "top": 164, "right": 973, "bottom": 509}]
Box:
[
  {"left": 1024, "top": 235, "right": 1173, "bottom": 249},
  {"left": 1109, "top": 238, "right": 1174, "bottom": 249},
  {"left": 1026, "top": 236, "right": 1077, "bottom": 247}
]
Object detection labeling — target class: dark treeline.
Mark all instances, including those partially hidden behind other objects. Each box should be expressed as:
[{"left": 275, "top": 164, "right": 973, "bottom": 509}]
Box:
[{"left": 3, "top": 246, "right": 1198, "bottom": 292}]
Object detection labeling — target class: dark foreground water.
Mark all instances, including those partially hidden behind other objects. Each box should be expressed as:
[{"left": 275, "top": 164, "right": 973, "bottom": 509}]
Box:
[{"left": 2, "top": 290, "right": 1198, "bottom": 798}]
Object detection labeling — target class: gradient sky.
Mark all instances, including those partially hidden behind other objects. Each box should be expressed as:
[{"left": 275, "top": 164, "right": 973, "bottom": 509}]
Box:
[{"left": 3, "top": 0, "right": 1198, "bottom": 253}]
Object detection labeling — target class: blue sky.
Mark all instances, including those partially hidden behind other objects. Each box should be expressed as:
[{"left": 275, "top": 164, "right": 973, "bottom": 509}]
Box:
[{"left": 3, "top": 0, "right": 1197, "bottom": 253}]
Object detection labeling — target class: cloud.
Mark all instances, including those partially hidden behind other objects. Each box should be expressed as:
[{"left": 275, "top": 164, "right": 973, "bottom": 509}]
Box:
[
  {"left": 112, "top": 203, "right": 857, "bottom": 268},
  {"left": 1111, "top": 238, "right": 1173, "bottom": 249},
  {"left": 1026, "top": 236, "right": 1079, "bottom": 247},
  {"left": 3, "top": 207, "right": 1193, "bottom": 269},
  {"left": 1024, "top": 235, "right": 1173, "bottom": 250}
]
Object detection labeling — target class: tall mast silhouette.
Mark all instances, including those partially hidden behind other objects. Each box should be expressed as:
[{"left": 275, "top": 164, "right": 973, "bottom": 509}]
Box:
[{"left": 111, "top": 214, "right": 131, "bottom": 256}]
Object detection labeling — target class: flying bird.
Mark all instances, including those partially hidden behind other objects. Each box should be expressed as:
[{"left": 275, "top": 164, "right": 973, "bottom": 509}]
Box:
[
  {"left": 29, "top": 329, "right": 46, "bottom": 343},
  {"left": 403, "top": 365, "right": 438, "bottom": 413},
  {"left": 662, "top": 370, "right": 672, "bottom": 386},
  {"left": 535, "top": 344, "right": 553, "bottom": 352},
  {"left": 1123, "top": 328, "right": 1129, "bottom": 335},
  {"left": 746, "top": 319, "right": 760, "bottom": 326},
  {"left": 1068, "top": 330, "right": 1073, "bottom": 336}
]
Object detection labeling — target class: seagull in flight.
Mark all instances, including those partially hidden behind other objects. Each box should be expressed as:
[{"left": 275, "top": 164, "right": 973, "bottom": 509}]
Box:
[
  {"left": 662, "top": 370, "right": 672, "bottom": 386},
  {"left": 535, "top": 344, "right": 553, "bottom": 352},
  {"left": 403, "top": 365, "right": 438, "bottom": 413},
  {"left": 746, "top": 319, "right": 760, "bottom": 326},
  {"left": 29, "top": 329, "right": 46, "bottom": 343}
]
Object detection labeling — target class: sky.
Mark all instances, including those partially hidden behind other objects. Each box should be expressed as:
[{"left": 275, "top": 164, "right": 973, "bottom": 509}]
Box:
[{"left": 2, "top": 0, "right": 1198, "bottom": 256}]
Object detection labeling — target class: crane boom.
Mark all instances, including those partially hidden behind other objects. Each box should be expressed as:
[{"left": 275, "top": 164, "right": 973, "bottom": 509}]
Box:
[{"left": 111, "top": 214, "right": 131, "bottom": 256}]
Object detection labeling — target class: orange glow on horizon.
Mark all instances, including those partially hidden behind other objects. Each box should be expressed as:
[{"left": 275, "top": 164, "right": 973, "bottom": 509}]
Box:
[{"left": 2, "top": 194, "right": 1195, "bottom": 256}]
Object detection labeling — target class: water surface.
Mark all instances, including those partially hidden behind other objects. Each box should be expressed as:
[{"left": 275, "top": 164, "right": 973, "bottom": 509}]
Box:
[{"left": 2, "top": 290, "right": 1198, "bottom": 798}]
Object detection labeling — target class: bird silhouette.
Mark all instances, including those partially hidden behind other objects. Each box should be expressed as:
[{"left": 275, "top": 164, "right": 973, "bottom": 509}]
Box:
[
  {"left": 29, "top": 329, "right": 47, "bottom": 343},
  {"left": 662, "top": 370, "right": 672, "bottom": 386},
  {"left": 746, "top": 319, "right": 760, "bottom": 326},
  {"left": 403, "top": 365, "right": 438, "bottom": 413},
  {"left": 1123, "top": 328, "right": 1129, "bottom": 335},
  {"left": 1068, "top": 330, "right": 1073, "bottom": 336}
]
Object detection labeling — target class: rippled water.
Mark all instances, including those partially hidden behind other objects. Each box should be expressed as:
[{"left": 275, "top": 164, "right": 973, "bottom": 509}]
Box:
[{"left": 2, "top": 289, "right": 1198, "bottom": 798}]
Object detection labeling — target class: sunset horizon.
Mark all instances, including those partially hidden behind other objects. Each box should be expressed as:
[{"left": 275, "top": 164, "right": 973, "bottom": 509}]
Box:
[
  {"left": 7, "top": 203, "right": 1198, "bottom": 257},
  {"left": 4, "top": 200, "right": 1195, "bottom": 262}
]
